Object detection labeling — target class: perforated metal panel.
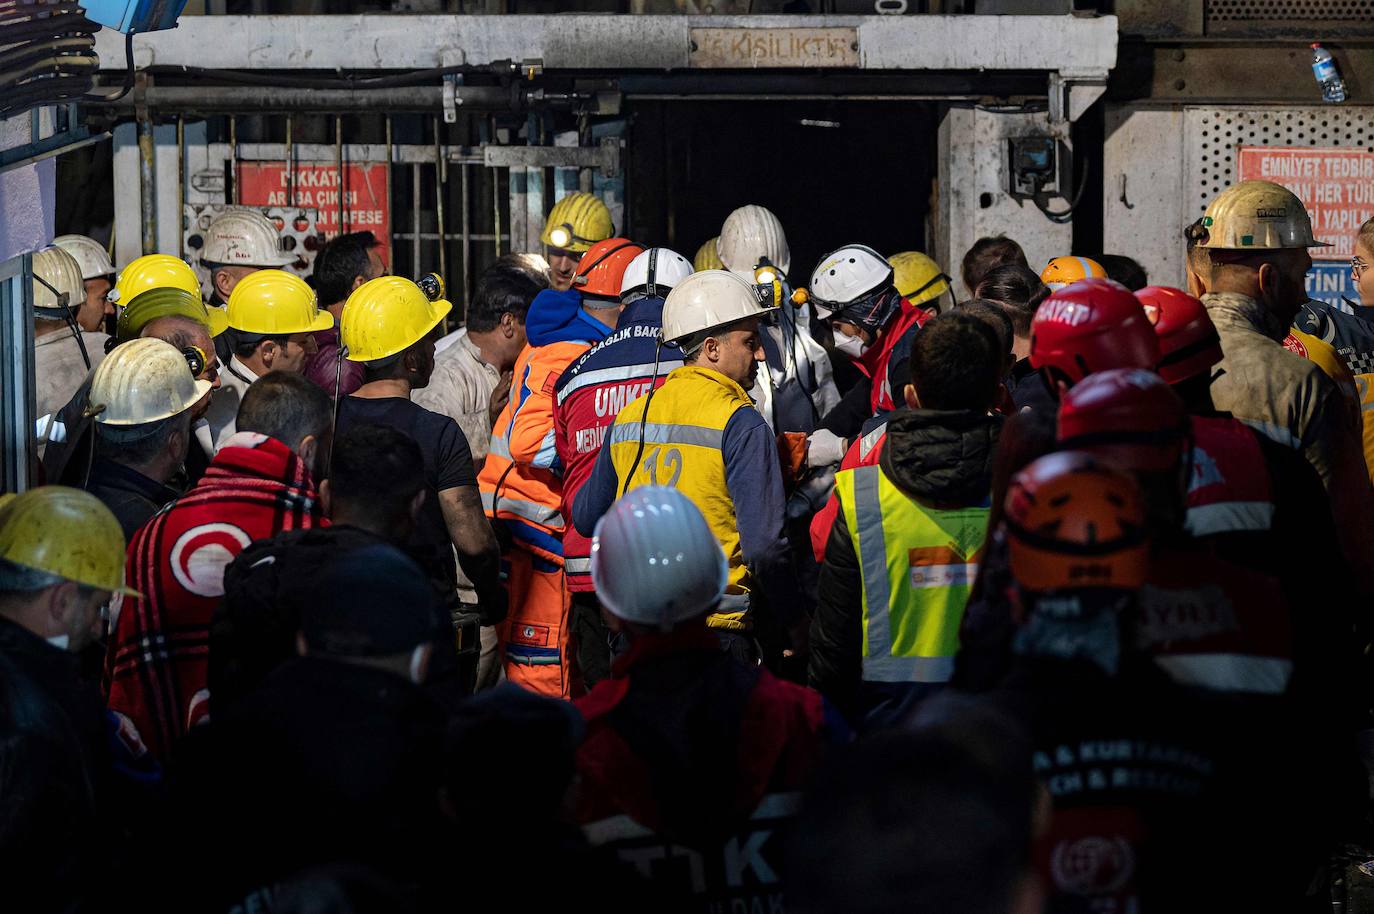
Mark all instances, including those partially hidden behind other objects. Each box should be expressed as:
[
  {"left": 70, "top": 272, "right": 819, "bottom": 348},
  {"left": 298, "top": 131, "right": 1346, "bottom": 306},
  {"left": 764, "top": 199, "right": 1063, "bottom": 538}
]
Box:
[
  {"left": 1208, "top": 0, "right": 1373, "bottom": 19},
  {"left": 1184, "top": 106, "right": 1374, "bottom": 216}
]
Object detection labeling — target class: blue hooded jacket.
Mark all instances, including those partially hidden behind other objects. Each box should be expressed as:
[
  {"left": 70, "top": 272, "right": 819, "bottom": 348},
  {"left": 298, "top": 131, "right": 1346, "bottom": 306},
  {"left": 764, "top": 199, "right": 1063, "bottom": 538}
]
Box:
[{"left": 525, "top": 288, "right": 615, "bottom": 348}]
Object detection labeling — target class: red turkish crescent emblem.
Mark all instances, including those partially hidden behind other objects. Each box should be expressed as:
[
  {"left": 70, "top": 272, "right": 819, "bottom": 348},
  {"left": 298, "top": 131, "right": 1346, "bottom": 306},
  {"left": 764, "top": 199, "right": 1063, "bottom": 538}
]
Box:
[
  {"left": 1283, "top": 333, "right": 1308, "bottom": 358},
  {"left": 169, "top": 523, "right": 252, "bottom": 597}
]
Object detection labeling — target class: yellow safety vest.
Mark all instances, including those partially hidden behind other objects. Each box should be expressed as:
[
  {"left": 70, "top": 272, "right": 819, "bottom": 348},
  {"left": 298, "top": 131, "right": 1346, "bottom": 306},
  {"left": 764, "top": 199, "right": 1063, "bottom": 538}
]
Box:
[
  {"left": 833, "top": 464, "right": 989, "bottom": 683},
  {"left": 607, "top": 365, "right": 753, "bottom": 630}
]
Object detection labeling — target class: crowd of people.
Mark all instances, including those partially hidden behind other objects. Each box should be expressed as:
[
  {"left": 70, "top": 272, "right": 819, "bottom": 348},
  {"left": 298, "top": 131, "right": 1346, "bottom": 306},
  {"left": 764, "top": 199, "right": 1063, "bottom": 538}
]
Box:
[{"left": 6, "top": 178, "right": 1374, "bottom": 912}]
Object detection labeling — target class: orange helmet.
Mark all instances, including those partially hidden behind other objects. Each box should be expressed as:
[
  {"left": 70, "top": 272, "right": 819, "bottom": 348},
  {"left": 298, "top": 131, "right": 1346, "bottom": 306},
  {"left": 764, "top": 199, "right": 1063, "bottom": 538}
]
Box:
[
  {"left": 1004, "top": 450, "right": 1149, "bottom": 593},
  {"left": 573, "top": 238, "right": 645, "bottom": 302},
  {"left": 1040, "top": 255, "right": 1107, "bottom": 291}
]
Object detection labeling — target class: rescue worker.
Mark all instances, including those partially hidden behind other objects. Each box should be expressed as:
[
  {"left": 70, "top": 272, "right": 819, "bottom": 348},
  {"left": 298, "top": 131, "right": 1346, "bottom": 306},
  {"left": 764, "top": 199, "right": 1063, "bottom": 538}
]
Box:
[
  {"left": 479, "top": 237, "right": 642, "bottom": 697},
  {"left": 809, "top": 244, "right": 930, "bottom": 449},
  {"left": 54, "top": 233, "right": 117, "bottom": 333},
  {"left": 301, "top": 230, "right": 385, "bottom": 398},
  {"left": 105, "top": 372, "right": 331, "bottom": 760},
  {"left": 199, "top": 207, "right": 298, "bottom": 308},
  {"left": 572, "top": 270, "right": 807, "bottom": 663},
  {"left": 888, "top": 250, "right": 954, "bottom": 316},
  {"left": 0, "top": 487, "right": 138, "bottom": 911},
  {"left": 717, "top": 203, "right": 839, "bottom": 434},
  {"left": 204, "top": 269, "right": 331, "bottom": 449},
  {"left": 336, "top": 276, "right": 505, "bottom": 628},
  {"left": 553, "top": 247, "right": 691, "bottom": 686},
  {"left": 416, "top": 254, "right": 549, "bottom": 471},
  {"left": 1038, "top": 254, "right": 1107, "bottom": 291},
  {"left": 84, "top": 338, "right": 212, "bottom": 538},
  {"left": 960, "top": 234, "right": 1028, "bottom": 298},
  {"left": 576, "top": 486, "right": 830, "bottom": 873},
  {"left": 981, "top": 450, "right": 1311, "bottom": 911},
  {"left": 540, "top": 191, "right": 614, "bottom": 292},
  {"left": 693, "top": 235, "right": 723, "bottom": 272},
  {"left": 32, "top": 245, "right": 107, "bottom": 456},
  {"left": 43, "top": 282, "right": 226, "bottom": 487},
  {"left": 809, "top": 311, "right": 1003, "bottom": 727},
  {"left": 1193, "top": 179, "right": 1374, "bottom": 587},
  {"left": 1025, "top": 277, "right": 1159, "bottom": 408},
  {"left": 1292, "top": 215, "right": 1374, "bottom": 480}
]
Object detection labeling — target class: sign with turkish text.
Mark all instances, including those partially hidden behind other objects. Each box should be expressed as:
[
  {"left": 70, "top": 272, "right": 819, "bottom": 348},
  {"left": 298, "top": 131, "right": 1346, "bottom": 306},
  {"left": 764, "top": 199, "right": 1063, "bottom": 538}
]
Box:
[
  {"left": 1237, "top": 146, "right": 1374, "bottom": 261},
  {"left": 689, "top": 27, "right": 859, "bottom": 68},
  {"left": 1306, "top": 261, "right": 1355, "bottom": 310},
  {"left": 237, "top": 162, "right": 391, "bottom": 268}
]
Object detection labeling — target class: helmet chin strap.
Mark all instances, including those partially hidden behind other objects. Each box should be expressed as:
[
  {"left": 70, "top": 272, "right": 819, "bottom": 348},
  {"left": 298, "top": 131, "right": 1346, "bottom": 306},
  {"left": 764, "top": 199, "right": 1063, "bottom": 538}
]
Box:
[{"left": 34, "top": 272, "right": 91, "bottom": 371}]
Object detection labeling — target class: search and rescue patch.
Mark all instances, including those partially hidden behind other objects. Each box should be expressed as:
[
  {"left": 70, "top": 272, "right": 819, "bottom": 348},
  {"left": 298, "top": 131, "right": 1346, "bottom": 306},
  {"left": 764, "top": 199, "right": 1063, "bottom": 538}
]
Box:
[{"left": 510, "top": 622, "right": 552, "bottom": 648}]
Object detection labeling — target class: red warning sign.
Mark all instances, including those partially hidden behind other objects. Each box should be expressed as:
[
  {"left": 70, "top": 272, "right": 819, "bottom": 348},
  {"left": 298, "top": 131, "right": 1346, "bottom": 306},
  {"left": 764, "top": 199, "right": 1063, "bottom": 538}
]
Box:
[
  {"left": 1238, "top": 146, "right": 1374, "bottom": 261},
  {"left": 237, "top": 162, "right": 390, "bottom": 267}
]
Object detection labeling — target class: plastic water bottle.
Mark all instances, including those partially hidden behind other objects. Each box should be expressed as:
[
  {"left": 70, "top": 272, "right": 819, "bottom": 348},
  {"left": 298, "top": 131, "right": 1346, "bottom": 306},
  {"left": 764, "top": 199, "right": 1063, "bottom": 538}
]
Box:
[{"left": 1312, "top": 43, "right": 1347, "bottom": 104}]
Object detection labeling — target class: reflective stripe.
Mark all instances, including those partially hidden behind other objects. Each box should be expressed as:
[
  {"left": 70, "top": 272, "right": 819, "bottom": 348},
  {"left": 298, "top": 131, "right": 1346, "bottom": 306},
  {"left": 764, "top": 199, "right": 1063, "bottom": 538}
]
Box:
[
  {"left": 488, "top": 432, "right": 512, "bottom": 460},
  {"left": 858, "top": 423, "right": 886, "bottom": 461},
  {"left": 1185, "top": 501, "right": 1275, "bottom": 536},
  {"left": 480, "top": 489, "right": 564, "bottom": 527},
  {"left": 606, "top": 421, "right": 723, "bottom": 449},
  {"left": 555, "top": 361, "right": 679, "bottom": 407},
  {"left": 1153, "top": 653, "right": 1292, "bottom": 695},
  {"left": 533, "top": 428, "right": 558, "bottom": 469},
  {"left": 565, "top": 557, "right": 592, "bottom": 574},
  {"left": 863, "top": 654, "right": 957, "bottom": 684},
  {"left": 1238, "top": 418, "right": 1301, "bottom": 450},
  {"left": 34, "top": 414, "right": 66, "bottom": 444},
  {"left": 851, "top": 466, "right": 899, "bottom": 671}
]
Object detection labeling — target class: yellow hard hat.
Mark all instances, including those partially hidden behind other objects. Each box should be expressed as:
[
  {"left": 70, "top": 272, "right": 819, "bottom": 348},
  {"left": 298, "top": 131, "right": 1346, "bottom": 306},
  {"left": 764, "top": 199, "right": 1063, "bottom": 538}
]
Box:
[
  {"left": 225, "top": 269, "right": 333, "bottom": 336},
  {"left": 110, "top": 254, "right": 203, "bottom": 308},
  {"left": 693, "top": 236, "right": 724, "bottom": 272},
  {"left": 0, "top": 486, "right": 139, "bottom": 596},
  {"left": 114, "top": 286, "right": 229, "bottom": 342},
  {"left": 89, "top": 338, "right": 213, "bottom": 426},
  {"left": 341, "top": 276, "right": 452, "bottom": 363},
  {"left": 888, "top": 251, "right": 951, "bottom": 306},
  {"left": 1198, "top": 179, "right": 1331, "bottom": 251},
  {"left": 540, "top": 192, "right": 613, "bottom": 254},
  {"left": 1041, "top": 256, "right": 1107, "bottom": 291}
]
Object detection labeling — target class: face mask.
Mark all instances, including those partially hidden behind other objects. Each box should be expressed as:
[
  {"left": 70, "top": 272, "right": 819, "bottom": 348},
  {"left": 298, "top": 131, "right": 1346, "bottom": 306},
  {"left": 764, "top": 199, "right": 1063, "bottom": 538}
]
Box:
[
  {"left": 46, "top": 634, "right": 70, "bottom": 651},
  {"left": 833, "top": 332, "right": 869, "bottom": 359}
]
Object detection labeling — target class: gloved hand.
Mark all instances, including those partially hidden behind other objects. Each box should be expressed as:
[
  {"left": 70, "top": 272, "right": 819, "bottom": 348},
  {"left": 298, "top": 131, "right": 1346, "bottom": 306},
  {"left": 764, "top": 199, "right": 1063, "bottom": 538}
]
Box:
[{"left": 806, "top": 428, "right": 847, "bottom": 468}]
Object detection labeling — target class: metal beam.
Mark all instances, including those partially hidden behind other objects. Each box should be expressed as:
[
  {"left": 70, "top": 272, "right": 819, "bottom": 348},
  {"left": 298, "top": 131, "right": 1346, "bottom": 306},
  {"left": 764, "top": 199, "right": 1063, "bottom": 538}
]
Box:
[
  {"left": 91, "top": 85, "right": 520, "bottom": 114},
  {"left": 94, "top": 14, "right": 1117, "bottom": 75},
  {"left": 483, "top": 139, "right": 620, "bottom": 177},
  {"left": 1113, "top": 41, "right": 1374, "bottom": 105}
]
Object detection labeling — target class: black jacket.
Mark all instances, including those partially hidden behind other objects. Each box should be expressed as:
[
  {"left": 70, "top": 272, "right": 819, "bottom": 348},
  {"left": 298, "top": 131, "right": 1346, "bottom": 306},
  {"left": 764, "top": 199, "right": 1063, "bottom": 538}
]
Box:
[
  {"left": 809, "top": 408, "right": 1000, "bottom": 726},
  {"left": 1007, "top": 357, "right": 1057, "bottom": 417},
  {"left": 0, "top": 618, "right": 112, "bottom": 912},
  {"left": 84, "top": 457, "right": 180, "bottom": 540},
  {"left": 167, "top": 657, "right": 448, "bottom": 909}
]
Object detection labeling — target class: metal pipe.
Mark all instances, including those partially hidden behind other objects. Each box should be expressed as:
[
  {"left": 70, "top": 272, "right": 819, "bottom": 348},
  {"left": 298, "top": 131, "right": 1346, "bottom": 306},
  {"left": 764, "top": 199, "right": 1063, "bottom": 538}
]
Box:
[
  {"left": 285, "top": 114, "right": 293, "bottom": 207},
  {"left": 334, "top": 115, "right": 344, "bottom": 236},
  {"left": 460, "top": 159, "right": 471, "bottom": 312},
  {"left": 176, "top": 116, "right": 185, "bottom": 258},
  {"left": 433, "top": 116, "right": 447, "bottom": 290},
  {"left": 493, "top": 166, "right": 502, "bottom": 257},
  {"left": 137, "top": 107, "right": 157, "bottom": 254},
  {"left": 384, "top": 114, "right": 393, "bottom": 267},
  {"left": 411, "top": 162, "right": 421, "bottom": 277},
  {"left": 95, "top": 86, "right": 518, "bottom": 112},
  {"left": 229, "top": 115, "right": 239, "bottom": 204}
]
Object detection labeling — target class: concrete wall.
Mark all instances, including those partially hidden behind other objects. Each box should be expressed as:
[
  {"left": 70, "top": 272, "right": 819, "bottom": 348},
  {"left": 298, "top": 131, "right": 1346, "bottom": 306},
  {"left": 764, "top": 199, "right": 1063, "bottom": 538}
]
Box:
[{"left": 0, "top": 111, "right": 57, "bottom": 263}]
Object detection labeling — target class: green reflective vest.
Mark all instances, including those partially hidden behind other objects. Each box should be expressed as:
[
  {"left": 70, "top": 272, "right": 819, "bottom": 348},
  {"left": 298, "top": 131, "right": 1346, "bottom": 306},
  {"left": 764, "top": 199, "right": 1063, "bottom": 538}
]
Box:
[{"left": 833, "top": 464, "right": 989, "bottom": 683}]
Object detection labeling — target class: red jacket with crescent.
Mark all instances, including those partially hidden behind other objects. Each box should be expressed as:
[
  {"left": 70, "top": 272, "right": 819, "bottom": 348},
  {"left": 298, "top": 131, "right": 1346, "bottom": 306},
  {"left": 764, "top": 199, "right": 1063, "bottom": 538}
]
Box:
[{"left": 104, "top": 433, "right": 323, "bottom": 760}]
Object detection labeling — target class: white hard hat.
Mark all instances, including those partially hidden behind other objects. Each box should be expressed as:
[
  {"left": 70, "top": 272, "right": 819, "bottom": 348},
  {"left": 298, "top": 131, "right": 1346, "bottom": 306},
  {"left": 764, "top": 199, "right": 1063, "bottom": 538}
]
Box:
[
  {"left": 591, "top": 485, "right": 727, "bottom": 631},
  {"left": 620, "top": 247, "right": 693, "bottom": 300},
  {"left": 1198, "top": 179, "right": 1331, "bottom": 251},
  {"left": 809, "top": 244, "right": 894, "bottom": 320},
  {"left": 31, "top": 246, "right": 85, "bottom": 314},
  {"left": 660, "top": 270, "right": 777, "bottom": 350},
  {"left": 717, "top": 204, "right": 790, "bottom": 280},
  {"left": 53, "top": 234, "right": 115, "bottom": 280},
  {"left": 89, "top": 337, "right": 213, "bottom": 426},
  {"left": 201, "top": 207, "right": 297, "bottom": 268}
]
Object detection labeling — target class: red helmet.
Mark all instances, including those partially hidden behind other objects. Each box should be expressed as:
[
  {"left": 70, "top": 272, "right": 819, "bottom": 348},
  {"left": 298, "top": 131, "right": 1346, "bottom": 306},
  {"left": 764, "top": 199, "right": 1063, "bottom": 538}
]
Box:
[
  {"left": 1056, "top": 368, "right": 1189, "bottom": 472},
  {"left": 1004, "top": 450, "right": 1149, "bottom": 593},
  {"left": 1030, "top": 278, "right": 1159, "bottom": 390},
  {"left": 1135, "top": 286, "right": 1223, "bottom": 386},
  {"left": 574, "top": 238, "right": 645, "bottom": 301}
]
